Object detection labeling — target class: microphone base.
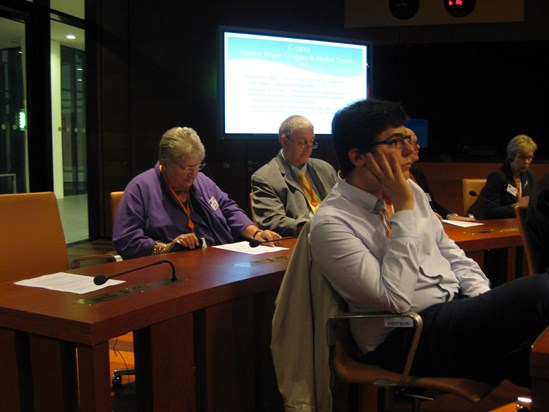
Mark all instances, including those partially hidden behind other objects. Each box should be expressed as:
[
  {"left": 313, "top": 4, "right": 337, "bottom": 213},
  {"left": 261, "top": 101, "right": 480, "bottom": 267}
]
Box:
[{"left": 75, "top": 278, "right": 183, "bottom": 305}]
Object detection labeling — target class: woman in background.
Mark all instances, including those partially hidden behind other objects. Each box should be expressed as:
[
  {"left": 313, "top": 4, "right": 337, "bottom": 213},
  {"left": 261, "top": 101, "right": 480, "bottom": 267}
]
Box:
[{"left": 468, "top": 134, "right": 537, "bottom": 219}]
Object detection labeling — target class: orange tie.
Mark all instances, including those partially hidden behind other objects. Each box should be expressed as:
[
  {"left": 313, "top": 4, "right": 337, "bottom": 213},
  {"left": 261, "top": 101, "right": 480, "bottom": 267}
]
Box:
[{"left": 297, "top": 170, "right": 321, "bottom": 213}]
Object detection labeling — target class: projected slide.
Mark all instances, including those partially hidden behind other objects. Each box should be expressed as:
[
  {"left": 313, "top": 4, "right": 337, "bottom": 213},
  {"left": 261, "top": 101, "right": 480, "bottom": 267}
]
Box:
[{"left": 223, "top": 31, "right": 369, "bottom": 136}]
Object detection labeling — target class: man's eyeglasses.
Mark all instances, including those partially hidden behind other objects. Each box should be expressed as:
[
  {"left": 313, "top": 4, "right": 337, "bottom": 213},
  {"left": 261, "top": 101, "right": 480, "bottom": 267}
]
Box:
[
  {"left": 370, "top": 135, "right": 412, "bottom": 151},
  {"left": 286, "top": 136, "right": 319, "bottom": 150}
]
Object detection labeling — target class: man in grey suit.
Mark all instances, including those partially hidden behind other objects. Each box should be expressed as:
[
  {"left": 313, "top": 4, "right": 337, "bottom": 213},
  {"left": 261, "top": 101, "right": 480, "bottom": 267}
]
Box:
[{"left": 251, "top": 115, "right": 337, "bottom": 236}]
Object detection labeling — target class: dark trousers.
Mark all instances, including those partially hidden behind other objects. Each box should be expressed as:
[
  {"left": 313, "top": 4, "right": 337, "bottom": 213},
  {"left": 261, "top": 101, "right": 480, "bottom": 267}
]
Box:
[{"left": 367, "top": 274, "right": 549, "bottom": 387}]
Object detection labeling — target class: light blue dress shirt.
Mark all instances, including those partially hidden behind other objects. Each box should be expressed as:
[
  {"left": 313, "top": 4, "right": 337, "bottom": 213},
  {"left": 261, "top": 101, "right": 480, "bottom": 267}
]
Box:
[{"left": 310, "top": 175, "right": 490, "bottom": 353}]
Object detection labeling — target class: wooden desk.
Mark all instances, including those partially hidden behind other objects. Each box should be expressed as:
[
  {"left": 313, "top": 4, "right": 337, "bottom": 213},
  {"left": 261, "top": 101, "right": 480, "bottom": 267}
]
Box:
[
  {"left": 443, "top": 218, "right": 522, "bottom": 281},
  {"left": 0, "top": 221, "right": 525, "bottom": 412},
  {"left": 0, "top": 239, "right": 295, "bottom": 412}
]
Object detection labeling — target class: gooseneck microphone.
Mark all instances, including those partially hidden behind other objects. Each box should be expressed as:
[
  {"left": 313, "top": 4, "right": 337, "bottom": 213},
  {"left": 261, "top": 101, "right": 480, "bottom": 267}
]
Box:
[
  {"left": 469, "top": 190, "right": 503, "bottom": 207},
  {"left": 93, "top": 260, "right": 177, "bottom": 285},
  {"left": 248, "top": 236, "right": 295, "bottom": 248}
]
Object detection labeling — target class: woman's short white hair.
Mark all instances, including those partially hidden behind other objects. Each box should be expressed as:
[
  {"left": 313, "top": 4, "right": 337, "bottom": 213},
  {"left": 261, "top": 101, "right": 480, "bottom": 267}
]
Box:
[
  {"left": 159, "top": 127, "right": 205, "bottom": 161},
  {"left": 506, "top": 134, "right": 537, "bottom": 159}
]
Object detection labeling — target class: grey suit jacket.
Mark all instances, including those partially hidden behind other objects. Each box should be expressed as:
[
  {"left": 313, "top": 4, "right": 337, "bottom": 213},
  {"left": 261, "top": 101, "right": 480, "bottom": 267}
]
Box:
[{"left": 251, "top": 151, "right": 337, "bottom": 236}]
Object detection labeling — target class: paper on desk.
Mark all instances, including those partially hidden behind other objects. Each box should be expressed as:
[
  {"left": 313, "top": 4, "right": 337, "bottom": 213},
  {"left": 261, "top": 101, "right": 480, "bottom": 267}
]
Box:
[
  {"left": 442, "top": 220, "right": 484, "bottom": 227},
  {"left": 15, "top": 272, "right": 125, "bottom": 294},
  {"left": 212, "top": 241, "right": 288, "bottom": 255}
]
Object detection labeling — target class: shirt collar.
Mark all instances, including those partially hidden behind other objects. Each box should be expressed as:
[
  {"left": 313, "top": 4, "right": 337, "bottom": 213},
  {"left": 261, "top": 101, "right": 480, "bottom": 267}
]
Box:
[
  {"left": 335, "top": 174, "right": 381, "bottom": 213},
  {"left": 280, "top": 149, "right": 308, "bottom": 176}
]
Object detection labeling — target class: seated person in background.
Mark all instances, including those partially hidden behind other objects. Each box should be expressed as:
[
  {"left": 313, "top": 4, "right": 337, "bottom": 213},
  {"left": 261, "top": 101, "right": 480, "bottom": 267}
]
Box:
[
  {"left": 408, "top": 127, "right": 475, "bottom": 222},
  {"left": 527, "top": 171, "right": 549, "bottom": 273},
  {"left": 310, "top": 98, "right": 549, "bottom": 389},
  {"left": 113, "top": 127, "right": 280, "bottom": 259},
  {"left": 468, "top": 134, "right": 537, "bottom": 219},
  {"left": 251, "top": 115, "right": 337, "bottom": 236}
]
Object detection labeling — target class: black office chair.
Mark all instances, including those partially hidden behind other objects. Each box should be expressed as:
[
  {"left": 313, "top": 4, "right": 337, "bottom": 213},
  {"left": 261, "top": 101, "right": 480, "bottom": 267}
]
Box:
[{"left": 327, "top": 312, "right": 499, "bottom": 412}]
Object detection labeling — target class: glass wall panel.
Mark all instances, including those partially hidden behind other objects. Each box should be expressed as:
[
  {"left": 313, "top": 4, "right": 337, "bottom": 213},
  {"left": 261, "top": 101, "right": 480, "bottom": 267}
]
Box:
[
  {"left": 51, "top": 0, "right": 84, "bottom": 19},
  {"left": 51, "top": 20, "right": 85, "bottom": 197},
  {"left": 51, "top": 18, "right": 87, "bottom": 242},
  {"left": 0, "top": 17, "right": 26, "bottom": 194}
]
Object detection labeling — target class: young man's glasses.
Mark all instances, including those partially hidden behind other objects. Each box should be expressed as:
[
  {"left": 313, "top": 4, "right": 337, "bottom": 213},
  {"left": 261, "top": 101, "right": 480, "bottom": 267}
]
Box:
[{"left": 370, "top": 135, "right": 412, "bottom": 151}]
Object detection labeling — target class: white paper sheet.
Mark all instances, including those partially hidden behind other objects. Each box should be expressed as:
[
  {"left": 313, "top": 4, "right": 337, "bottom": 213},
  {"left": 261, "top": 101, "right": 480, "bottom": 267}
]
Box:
[
  {"left": 15, "top": 272, "right": 125, "bottom": 294},
  {"left": 442, "top": 220, "right": 485, "bottom": 228},
  {"left": 212, "top": 241, "right": 289, "bottom": 255}
]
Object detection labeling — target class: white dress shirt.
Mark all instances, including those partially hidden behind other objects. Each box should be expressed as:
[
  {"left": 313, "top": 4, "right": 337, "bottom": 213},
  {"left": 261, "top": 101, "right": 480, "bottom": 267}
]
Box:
[{"left": 310, "top": 175, "right": 490, "bottom": 353}]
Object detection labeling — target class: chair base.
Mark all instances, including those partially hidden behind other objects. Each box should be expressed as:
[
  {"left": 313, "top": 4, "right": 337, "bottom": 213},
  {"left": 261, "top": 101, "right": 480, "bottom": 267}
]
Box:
[{"left": 112, "top": 368, "right": 135, "bottom": 386}]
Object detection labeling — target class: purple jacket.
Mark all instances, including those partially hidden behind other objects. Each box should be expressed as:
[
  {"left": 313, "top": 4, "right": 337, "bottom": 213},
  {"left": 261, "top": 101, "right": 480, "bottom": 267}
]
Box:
[{"left": 113, "top": 161, "right": 253, "bottom": 259}]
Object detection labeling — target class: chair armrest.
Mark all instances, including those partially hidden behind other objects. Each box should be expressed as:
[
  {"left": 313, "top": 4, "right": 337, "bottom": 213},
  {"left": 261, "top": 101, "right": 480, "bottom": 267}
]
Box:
[
  {"left": 70, "top": 253, "right": 123, "bottom": 269},
  {"left": 327, "top": 311, "right": 423, "bottom": 387}
]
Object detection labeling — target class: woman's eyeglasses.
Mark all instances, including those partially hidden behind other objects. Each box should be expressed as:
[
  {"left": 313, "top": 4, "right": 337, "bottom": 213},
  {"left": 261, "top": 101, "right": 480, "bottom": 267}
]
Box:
[{"left": 183, "top": 163, "right": 206, "bottom": 172}]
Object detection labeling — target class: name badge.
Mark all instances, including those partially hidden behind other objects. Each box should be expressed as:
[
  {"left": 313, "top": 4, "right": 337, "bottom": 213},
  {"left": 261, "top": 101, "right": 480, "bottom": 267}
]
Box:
[
  {"left": 506, "top": 184, "right": 518, "bottom": 197},
  {"left": 208, "top": 196, "right": 219, "bottom": 211},
  {"left": 384, "top": 317, "right": 414, "bottom": 328}
]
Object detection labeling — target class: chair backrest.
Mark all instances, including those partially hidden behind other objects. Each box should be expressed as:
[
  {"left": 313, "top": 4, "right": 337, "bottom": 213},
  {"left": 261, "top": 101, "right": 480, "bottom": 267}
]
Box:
[
  {"left": 462, "top": 178, "right": 487, "bottom": 214},
  {"left": 515, "top": 205, "right": 539, "bottom": 275},
  {"left": 110, "top": 191, "right": 124, "bottom": 225},
  {"left": 0, "top": 192, "right": 69, "bottom": 282}
]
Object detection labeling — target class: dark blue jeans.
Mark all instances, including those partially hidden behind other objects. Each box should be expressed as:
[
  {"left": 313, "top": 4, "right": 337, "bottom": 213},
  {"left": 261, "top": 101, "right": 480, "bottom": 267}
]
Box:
[{"left": 366, "top": 273, "right": 549, "bottom": 386}]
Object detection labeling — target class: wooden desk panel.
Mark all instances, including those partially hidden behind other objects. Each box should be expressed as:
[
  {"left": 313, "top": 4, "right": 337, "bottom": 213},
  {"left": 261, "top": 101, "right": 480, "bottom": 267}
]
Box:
[
  {"left": 443, "top": 218, "right": 521, "bottom": 252},
  {"left": 0, "top": 240, "right": 295, "bottom": 412},
  {"left": 443, "top": 218, "right": 522, "bottom": 281}
]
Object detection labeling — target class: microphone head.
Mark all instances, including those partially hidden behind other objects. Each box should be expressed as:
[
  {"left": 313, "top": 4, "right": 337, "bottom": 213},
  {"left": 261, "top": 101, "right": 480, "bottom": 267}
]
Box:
[
  {"left": 93, "top": 275, "right": 108, "bottom": 285},
  {"left": 249, "top": 239, "right": 261, "bottom": 248},
  {"left": 469, "top": 190, "right": 478, "bottom": 197}
]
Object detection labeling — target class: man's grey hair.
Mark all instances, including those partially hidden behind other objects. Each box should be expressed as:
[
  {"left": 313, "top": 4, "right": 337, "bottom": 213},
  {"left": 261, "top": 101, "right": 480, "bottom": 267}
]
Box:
[{"left": 278, "top": 115, "right": 314, "bottom": 140}]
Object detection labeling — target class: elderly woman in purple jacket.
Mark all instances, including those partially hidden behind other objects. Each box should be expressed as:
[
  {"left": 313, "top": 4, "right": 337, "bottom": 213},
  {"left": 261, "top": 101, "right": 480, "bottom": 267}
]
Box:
[{"left": 113, "top": 126, "right": 280, "bottom": 259}]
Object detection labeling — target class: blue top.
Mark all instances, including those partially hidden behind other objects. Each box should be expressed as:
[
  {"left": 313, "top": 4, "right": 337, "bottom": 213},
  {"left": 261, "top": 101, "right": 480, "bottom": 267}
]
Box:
[{"left": 113, "top": 161, "right": 253, "bottom": 259}]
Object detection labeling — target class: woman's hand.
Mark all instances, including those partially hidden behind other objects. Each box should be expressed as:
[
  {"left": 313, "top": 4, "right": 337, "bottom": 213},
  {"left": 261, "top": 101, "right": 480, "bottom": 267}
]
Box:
[
  {"left": 447, "top": 214, "right": 476, "bottom": 222},
  {"left": 173, "top": 232, "right": 201, "bottom": 249}
]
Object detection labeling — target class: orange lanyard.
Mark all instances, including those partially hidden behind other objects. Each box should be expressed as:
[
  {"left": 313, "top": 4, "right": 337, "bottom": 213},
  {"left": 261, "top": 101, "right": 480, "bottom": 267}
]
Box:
[
  {"left": 514, "top": 177, "right": 522, "bottom": 200},
  {"left": 381, "top": 194, "right": 394, "bottom": 237},
  {"left": 161, "top": 166, "right": 195, "bottom": 231}
]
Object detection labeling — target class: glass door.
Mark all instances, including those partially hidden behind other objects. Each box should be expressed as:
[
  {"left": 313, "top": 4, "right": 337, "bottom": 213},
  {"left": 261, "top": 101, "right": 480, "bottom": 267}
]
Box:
[{"left": 0, "top": 16, "right": 26, "bottom": 194}]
